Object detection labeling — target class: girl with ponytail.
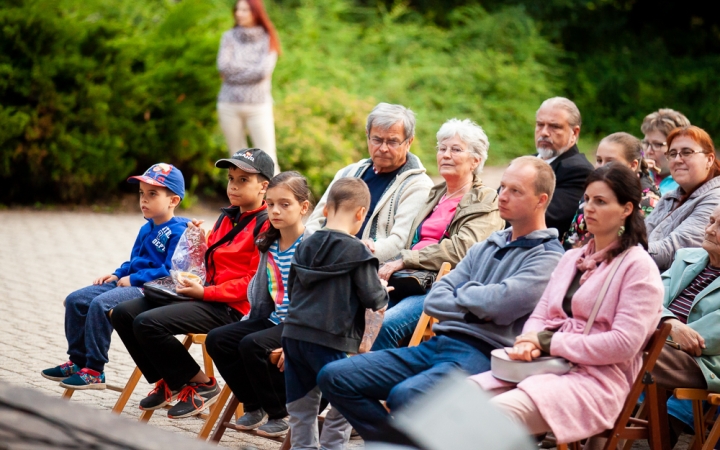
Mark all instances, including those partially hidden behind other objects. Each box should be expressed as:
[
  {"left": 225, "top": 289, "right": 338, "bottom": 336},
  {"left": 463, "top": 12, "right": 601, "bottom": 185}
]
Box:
[{"left": 206, "top": 171, "right": 312, "bottom": 437}]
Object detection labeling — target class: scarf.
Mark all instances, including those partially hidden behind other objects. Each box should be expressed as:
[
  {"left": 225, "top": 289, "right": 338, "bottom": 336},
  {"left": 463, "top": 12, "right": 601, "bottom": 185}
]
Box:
[{"left": 576, "top": 238, "right": 620, "bottom": 285}]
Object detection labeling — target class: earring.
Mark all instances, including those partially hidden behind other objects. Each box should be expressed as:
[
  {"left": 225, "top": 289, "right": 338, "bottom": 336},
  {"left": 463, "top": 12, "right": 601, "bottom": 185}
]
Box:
[{"left": 618, "top": 225, "right": 625, "bottom": 237}]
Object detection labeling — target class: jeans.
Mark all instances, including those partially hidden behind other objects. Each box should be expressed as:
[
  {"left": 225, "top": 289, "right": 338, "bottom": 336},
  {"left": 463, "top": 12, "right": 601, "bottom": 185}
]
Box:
[
  {"left": 111, "top": 296, "right": 243, "bottom": 390},
  {"left": 283, "top": 338, "right": 352, "bottom": 450},
  {"left": 64, "top": 282, "right": 143, "bottom": 372},
  {"left": 371, "top": 294, "right": 426, "bottom": 351},
  {"left": 217, "top": 101, "right": 279, "bottom": 173},
  {"left": 206, "top": 319, "right": 286, "bottom": 419},
  {"left": 317, "top": 335, "right": 491, "bottom": 442}
]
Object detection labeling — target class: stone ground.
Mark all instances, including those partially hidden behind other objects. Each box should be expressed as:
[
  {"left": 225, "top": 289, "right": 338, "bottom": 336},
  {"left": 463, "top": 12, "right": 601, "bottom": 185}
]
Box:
[{"left": 0, "top": 167, "right": 691, "bottom": 449}]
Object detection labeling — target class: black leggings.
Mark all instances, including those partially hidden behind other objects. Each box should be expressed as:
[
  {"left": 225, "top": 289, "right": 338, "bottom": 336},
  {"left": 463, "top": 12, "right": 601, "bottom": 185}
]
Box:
[
  {"left": 111, "top": 297, "right": 242, "bottom": 390},
  {"left": 206, "top": 319, "right": 286, "bottom": 419}
]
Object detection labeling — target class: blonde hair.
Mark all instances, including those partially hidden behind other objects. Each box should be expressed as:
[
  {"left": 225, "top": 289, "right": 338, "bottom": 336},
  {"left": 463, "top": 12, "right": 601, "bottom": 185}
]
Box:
[
  {"left": 640, "top": 108, "right": 690, "bottom": 137},
  {"left": 509, "top": 156, "right": 556, "bottom": 207}
]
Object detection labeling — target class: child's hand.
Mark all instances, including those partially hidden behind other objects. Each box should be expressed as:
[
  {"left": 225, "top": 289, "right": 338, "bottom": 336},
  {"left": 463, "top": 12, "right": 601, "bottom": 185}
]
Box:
[
  {"left": 188, "top": 218, "right": 205, "bottom": 229},
  {"left": 361, "top": 239, "right": 376, "bottom": 253},
  {"left": 175, "top": 277, "right": 204, "bottom": 299},
  {"left": 94, "top": 274, "right": 118, "bottom": 285},
  {"left": 380, "top": 278, "right": 394, "bottom": 293},
  {"left": 277, "top": 350, "right": 285, "bottom": 372},
  {"left": 117, "top": 276, "right": 131, "bottom": 287}
]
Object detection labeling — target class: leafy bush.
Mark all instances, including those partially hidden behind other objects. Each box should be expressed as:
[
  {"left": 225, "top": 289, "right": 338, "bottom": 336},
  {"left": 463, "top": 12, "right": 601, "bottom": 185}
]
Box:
[{"left": 0, "top": 0, "right": 559, "bottom": 204}]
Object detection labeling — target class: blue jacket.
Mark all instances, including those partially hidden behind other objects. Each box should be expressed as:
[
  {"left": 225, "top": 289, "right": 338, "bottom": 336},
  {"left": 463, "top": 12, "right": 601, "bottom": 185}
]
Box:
[
  {"left": 113, "top": 217, "right": 190, "bottom": 286},
  {"left": 661, "top": 247, "right": 720, "bottom": 391}
]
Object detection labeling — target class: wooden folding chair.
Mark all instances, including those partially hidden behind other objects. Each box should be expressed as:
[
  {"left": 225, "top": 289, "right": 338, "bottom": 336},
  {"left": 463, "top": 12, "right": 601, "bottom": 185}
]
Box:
[
  {"left": 671, "top": 388, "right": 715, "bottom": 450},
  {"left": 557, "top": 322, "right": 672, "bottom": 450},
  {"left": 407, "top": 262, "right": 451, "bottom": 347}
]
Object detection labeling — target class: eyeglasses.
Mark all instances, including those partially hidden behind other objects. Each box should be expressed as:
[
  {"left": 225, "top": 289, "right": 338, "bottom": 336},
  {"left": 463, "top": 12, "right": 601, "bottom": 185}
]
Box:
[
  {"left": 641, "top": 140, "right": 667, "bottom": 152},
  {"left": 436, "top": 145, "right": 466, "bottom": 155},
  {"left": 369, "top": 136, "right": 409, "bottom": 150},
  {"left": 667, "top": 148, "right": 708, "bottom": 159}
]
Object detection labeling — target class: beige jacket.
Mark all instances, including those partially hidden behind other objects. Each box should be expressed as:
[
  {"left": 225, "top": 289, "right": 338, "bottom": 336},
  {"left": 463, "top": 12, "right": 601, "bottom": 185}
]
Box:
[
  {"left": 305, "top": 153, "right": 434, "bottom": 263},
  {"left": 399, "top": 176, "right": 505, "bottom": 271}
]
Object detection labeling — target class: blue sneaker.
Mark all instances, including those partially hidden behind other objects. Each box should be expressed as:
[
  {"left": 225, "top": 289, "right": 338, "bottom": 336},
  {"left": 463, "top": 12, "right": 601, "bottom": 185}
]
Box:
[
  {"left": 59, "top": 368, "right": 106, "bottom": 390},
  {"left": 41, "top": 361, "right": 79, "bottom": 381}
]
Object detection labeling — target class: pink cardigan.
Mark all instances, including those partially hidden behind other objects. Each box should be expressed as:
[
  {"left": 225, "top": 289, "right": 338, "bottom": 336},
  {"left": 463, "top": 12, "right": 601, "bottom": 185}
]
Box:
[{"left": 471, "top": 246, "right": 663, "bottom": 443}]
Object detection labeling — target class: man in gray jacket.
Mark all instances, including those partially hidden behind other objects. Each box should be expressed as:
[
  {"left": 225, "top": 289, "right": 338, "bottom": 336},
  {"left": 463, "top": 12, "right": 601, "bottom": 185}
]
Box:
[
  {"left": 317, "top": 156, "right": 565, "bottom": 443},
  {"left": 305, "top": 102, "right": 433, "bottom": 263}
]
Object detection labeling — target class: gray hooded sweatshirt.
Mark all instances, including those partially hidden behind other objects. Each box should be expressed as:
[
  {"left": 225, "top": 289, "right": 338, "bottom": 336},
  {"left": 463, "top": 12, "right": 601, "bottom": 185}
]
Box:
[{"left": 425, "top": 227, "right": 564, "bottom": 351}]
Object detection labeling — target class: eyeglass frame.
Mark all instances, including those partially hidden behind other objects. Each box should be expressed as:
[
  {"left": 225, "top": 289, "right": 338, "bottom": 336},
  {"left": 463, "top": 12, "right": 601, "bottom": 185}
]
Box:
[
  {"left": 641, "top": 140, "right": 668, "bottom": 153},
  {"left": 368, "top": 135, "right": 410, "bottom": 150},
  {"left": 435, "top": 144, "right": 468, "bottom": 156},
  {"left": 667, "top": 148, "right": 710, "bottom": 160}
]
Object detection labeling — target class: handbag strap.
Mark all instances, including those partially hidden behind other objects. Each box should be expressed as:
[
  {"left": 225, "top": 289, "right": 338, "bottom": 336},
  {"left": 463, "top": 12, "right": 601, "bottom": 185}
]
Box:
[{"left": 583, "top": 250, "right": 629, "bottom": 335}]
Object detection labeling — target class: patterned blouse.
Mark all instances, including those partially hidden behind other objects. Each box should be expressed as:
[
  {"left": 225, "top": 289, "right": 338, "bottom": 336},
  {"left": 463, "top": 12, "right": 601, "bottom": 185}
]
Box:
[
  {"left": 217, "top": 26, "right": 277, "bottom": 104},
  {"left": 563, "top": 174, "right": 660, "bottom": 249}
]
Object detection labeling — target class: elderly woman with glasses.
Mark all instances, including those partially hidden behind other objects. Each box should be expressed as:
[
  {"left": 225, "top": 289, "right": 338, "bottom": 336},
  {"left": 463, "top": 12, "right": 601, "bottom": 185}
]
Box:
[
  {"left": 641, "top": 108, "right": 691, "bottom": 196},
  {"left": 372, "top": 118, "right": 505, "bottom": 350},
  {"left": 645, "top": 126, "right": 720, "bottom": 271}
]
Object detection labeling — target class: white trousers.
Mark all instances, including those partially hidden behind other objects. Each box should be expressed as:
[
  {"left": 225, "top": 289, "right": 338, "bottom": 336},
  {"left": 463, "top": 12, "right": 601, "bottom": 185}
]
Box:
[{"left": 217, "top": 101, "right": 279, "bottom": 173}]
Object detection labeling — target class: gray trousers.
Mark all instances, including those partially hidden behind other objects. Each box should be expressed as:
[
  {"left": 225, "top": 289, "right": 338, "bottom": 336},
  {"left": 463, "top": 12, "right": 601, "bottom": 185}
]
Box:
[{"left": 287, "top": 386, "right": 352, "bottom": 450}]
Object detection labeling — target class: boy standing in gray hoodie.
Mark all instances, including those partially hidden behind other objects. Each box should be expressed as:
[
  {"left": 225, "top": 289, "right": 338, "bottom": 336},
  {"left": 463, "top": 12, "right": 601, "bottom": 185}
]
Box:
[
  {"left": 282, "top": 178, "right": 389, "bottom": 450},
  {"left": 317, "top": 156, "right": 565, "bottom": 444}
]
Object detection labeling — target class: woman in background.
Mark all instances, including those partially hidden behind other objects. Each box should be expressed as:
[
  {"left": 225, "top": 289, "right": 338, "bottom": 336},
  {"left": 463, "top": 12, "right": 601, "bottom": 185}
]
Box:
[{"left": 217, "top": 0, "right": 281, "bottom": 172}]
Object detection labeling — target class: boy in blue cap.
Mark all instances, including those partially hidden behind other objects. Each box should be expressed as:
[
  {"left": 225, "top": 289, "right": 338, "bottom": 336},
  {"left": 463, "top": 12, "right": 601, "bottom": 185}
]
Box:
[{"left": 41, "top": 163, "right": 190, "bottom": 390}]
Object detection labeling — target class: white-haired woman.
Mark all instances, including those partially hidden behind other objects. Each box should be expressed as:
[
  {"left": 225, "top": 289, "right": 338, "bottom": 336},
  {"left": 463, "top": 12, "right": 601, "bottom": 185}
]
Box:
[{"left": 373, "top": 119, "right": 505, "bottom": 350}]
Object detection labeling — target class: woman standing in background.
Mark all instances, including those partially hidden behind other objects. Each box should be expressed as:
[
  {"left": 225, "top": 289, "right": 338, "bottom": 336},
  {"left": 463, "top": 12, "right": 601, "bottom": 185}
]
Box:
[{"left": 217, "top": 0, "right": 281, "bottom": 172}]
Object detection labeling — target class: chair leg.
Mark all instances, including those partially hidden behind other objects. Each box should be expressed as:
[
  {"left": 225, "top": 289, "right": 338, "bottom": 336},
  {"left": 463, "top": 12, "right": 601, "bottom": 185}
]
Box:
[
  {"left": 199, "top": 384, "right": 232, "bottom": 440},
  {"left": 280, "top": 429, "right": 291, "bottom": 450},
  {"left": 691, "top": 399, "right": 707, "bottom": 450},
  {"left": 556, "top": 444, "right": 568, "bottom": 450},
  {"left": 139, "top": 409, "right": 154, "bottom": 422},
  {"left": 61, "top": 389, "right": 74, "bottom": 400},
  {"left": 111, "top": 366, "right": 143, "bottom": 414},
  {"left": 210, "top": 393, "right": 240, "bottom": 443},
  {"left": 201, "top": 343, "right": 214, "bottom": 378},
  {"left": 645, "top": 384, "right": 671, "bottom": 450}
]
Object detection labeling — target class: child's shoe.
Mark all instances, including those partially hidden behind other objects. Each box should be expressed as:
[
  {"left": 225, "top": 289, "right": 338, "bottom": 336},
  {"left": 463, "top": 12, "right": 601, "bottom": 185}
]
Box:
[
  {"left": 139, "top": 379, "right": 180, "bottom": 411},
  {"left": 234, "top": 408, "right": 267, "bottom": 430},
  {"left": 167, "top": 377, "right": 220, "bottom": 419},
  {"left": 59, "top": 368, "right": 106, "bottom": 390},
  {"left": 256, "top": 417, "right": 289, "bottom": 437},
  {"left": 41, "top": 361, "right": 80, "bottom": 381}
]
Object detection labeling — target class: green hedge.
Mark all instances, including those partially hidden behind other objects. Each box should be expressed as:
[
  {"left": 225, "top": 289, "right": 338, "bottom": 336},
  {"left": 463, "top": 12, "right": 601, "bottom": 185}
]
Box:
[{"left": 0, "top": 0, "right": 558, "bottom": 204}]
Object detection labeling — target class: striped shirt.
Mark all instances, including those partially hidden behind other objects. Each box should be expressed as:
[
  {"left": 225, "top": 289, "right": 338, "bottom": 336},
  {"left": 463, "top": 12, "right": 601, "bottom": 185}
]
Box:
[
  {"left": 668, "top": 265, "right": 720, "bottom": 324},
  {"left": 267, "top": 235, "right": 303, "bottom": 325}
]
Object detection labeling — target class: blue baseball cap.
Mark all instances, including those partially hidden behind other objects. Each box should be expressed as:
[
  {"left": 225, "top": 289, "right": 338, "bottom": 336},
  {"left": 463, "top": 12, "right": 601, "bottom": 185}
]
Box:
[{"left": 127, "top": 163, "right": 185, "bottom": 200}]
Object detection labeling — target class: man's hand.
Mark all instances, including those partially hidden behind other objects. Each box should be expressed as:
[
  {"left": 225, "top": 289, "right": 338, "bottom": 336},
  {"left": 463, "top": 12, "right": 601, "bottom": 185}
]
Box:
[
  {"left": 176, "top": 277, "right": 205, "bottom": 299},
  {"left": 506, "top": 342, "right": 541, "bottom": 361},
  {"left": 93, "top": 274, "right": 118, "bottom": 285},
  {"left": 361, "top": 240, "right": 376, "bottom": 253},
  {"left": 378, "top": 259, "right": 404, "bottom": 281},
  {"left": 667, "top": 318, "right": 706, "bottom": 356},
  {"left": 117, "top": 276, "right": 131, "bottom": 287},
  {"left": 269, "top": 349, "right": 284, "bottom": 372}
]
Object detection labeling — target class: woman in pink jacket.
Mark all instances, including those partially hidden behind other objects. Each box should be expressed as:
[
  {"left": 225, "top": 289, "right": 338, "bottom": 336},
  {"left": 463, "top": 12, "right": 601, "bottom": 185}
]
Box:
[{"left": 471, "top": 163, "right": 664, "bottom": 446}]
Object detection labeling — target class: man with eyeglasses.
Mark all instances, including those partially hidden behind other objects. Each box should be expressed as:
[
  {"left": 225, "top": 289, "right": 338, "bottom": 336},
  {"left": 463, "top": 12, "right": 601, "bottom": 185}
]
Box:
[
  {"left": 534, "top": 97, "right": 594, "bottom": 240},
  {"left": 640, "top": 108, "right": 691, "bottom": 196},
  {"left": 305, "top": 102, "right": 433, "bottom": 262}
]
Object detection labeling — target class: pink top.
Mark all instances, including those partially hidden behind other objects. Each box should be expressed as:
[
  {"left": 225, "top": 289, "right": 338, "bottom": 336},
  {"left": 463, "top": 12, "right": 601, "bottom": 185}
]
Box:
[
  {"left": 470, "top": 246, "right": 663, "bottom": 443},
  {"left": 411, "top": 196, "right": 462, "bottom": 251}
]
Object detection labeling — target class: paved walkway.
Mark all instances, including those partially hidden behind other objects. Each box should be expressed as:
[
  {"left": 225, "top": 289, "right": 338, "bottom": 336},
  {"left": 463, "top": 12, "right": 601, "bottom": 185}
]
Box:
[{"left": 0, "top": 209, "right": 689, "bottom": 449}]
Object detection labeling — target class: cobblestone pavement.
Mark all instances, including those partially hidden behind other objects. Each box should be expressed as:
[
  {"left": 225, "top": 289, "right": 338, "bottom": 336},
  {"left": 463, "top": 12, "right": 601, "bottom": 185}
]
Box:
[{"left": 0, "top": 209, "right": 689, "bottom": 449}]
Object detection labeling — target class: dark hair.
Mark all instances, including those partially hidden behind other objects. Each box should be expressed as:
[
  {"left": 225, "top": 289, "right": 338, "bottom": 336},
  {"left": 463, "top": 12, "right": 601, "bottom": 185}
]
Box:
[
  {"left": 600, "top": 132, "right": 651, "bottom": 177},
  {"left": 234, "top": 0, "right": 281, "bottom": 54},
  {"left": 584, "top": 163, "right": 648, "bottom": 259},
  {"left": 326, "top": 178, "right": 370, "bottom": 213},
  {"left": 256, "top": 171, "right": 312, "bottom": 253}
]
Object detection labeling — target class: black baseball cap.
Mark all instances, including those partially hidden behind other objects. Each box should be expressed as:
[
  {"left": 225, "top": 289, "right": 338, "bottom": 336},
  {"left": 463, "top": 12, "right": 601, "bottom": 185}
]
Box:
[{"left": 216, "top": 148, "right": 275, "bottom": 181}]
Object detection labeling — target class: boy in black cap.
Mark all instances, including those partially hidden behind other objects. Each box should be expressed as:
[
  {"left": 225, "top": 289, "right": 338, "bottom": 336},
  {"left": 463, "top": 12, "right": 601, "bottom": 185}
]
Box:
[
  {"left": 42, "top": 163, "right": 190, "bottom": 390},
  {"left": 111, "top": 148, "right": 274, "bottom": 419}
]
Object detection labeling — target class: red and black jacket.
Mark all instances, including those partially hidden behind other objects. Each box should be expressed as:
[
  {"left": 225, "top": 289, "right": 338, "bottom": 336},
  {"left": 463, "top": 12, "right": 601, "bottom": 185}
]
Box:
[{"left": 203, "top": 203, "right": 269, "bottom": 314}]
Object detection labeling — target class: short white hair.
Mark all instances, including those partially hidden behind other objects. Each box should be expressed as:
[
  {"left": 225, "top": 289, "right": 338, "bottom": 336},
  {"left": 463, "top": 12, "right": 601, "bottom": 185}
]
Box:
[
  {"left": 436, "top": 118, "right": 489, "bottom": 174},
  {"left": 366, "top": 103, "right": 416, "bottom": 140},
  {"left": 537, "top": 97, "right": 582, "bottom": 128}
]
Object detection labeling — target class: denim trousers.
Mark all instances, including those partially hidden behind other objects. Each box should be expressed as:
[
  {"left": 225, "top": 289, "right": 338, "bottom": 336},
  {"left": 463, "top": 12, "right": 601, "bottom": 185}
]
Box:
[
  {"left": 371, "top": 294, "right": 426, "bottom": 351},
  {"left": 317, "top": 335, "right": 491, "bottom": 442},
  {"left": 64, "top": 282, "right": 143, "bottom": 372}
]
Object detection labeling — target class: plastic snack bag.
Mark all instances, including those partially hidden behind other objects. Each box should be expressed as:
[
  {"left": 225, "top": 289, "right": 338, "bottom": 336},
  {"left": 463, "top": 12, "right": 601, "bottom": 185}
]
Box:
[{"left": 170, "top": 226, "right": 208, "bottom": 285}]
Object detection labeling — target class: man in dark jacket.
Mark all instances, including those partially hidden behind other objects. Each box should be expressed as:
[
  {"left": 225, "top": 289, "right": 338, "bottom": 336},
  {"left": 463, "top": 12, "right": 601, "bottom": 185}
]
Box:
[
  {"left": 282, "top": 178, "right": 389, "bottom": 450},
  {"left": 534, "top": 97, "right": 594, "bottom": 240}
]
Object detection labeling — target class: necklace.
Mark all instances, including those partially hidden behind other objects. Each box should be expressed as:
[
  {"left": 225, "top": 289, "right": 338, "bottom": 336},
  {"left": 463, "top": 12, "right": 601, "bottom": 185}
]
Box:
[{"left": 434, "top": 180, "right": 471, "bottom": 211}]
